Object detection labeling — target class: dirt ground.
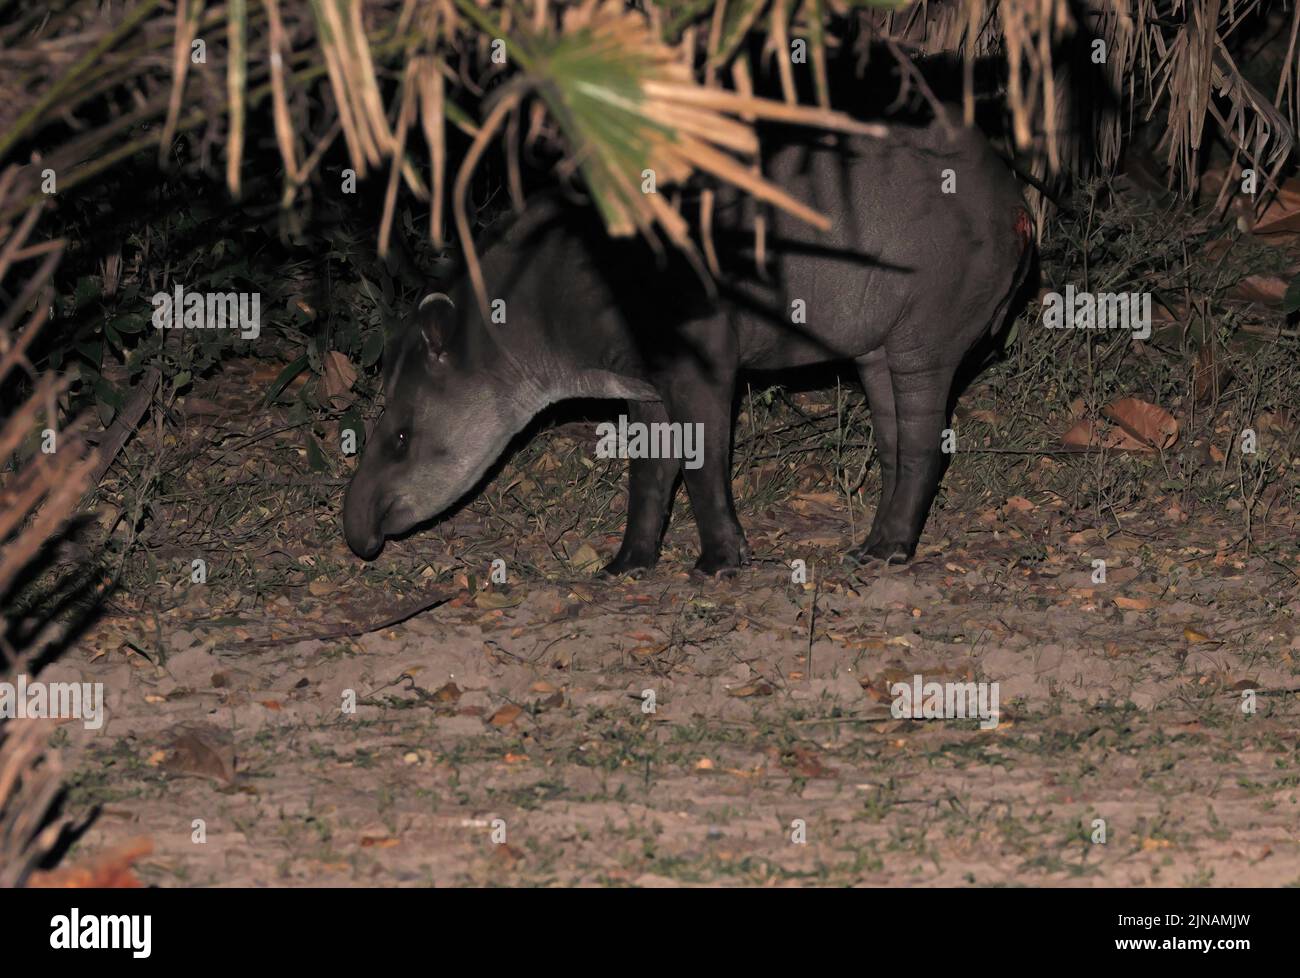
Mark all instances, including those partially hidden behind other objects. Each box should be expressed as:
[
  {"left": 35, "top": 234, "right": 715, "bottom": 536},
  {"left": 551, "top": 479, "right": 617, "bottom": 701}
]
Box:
[{"left": 42, "top": 365, "right": 1300, "bottom": 887}]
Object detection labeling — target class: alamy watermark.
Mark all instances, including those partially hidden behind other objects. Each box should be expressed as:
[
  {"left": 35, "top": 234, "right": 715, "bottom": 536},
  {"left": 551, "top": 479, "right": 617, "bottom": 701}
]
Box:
[
  {"left": 151, "top": 284, "right": 261, "bottom": 339},
  {"left": 595, "top": 414, "right": 704, "bottom": 470},
  {"left": 0, "top": 674, "right": 104, "bottom": 730},
  {"left": 890, "top": 674, "right": 1000, "bottom": 730},
  {"left": 50, "top": 908, "right": 150, "bottom": 958},
  {"left": 1041, "top": 285, "right": 1151, "bottom": 340}
]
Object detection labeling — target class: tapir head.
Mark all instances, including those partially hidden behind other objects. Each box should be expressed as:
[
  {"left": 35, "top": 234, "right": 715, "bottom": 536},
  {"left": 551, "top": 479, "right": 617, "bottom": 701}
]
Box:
[{"left": 342, "top": 292, "right": 530, "bottom": 559}]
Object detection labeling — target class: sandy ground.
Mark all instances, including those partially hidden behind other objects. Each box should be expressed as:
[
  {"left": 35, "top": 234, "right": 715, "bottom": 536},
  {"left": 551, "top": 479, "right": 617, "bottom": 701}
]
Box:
[{"left": 47, "top": 436, "right": 1300, "bottom": 886}]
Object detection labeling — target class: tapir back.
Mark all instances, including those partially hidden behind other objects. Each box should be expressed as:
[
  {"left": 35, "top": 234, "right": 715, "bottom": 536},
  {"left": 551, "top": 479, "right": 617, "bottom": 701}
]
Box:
[{"left": 732, "top": 124, "right": 1028, "bottom": 370}]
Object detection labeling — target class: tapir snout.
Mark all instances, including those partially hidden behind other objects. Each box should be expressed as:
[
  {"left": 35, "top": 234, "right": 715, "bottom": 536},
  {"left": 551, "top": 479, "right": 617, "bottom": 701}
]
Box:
[{"left": 342, "top": 471, "right": 386, "bottom": 559}]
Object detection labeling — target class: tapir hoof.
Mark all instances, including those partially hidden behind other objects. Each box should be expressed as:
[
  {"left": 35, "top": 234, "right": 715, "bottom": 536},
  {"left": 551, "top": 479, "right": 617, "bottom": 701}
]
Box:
[
  {"left": 692, "top": 544, "right": 749, "bottom": 578},
  {"left": 846, "top": 539, "right": 916, "bottom": 567},
  {"left": 602, "top": 550, "right": 658, "bottom": 578},
  {"left": 691, "top": 560, "right": 740, "bottom": 579}
]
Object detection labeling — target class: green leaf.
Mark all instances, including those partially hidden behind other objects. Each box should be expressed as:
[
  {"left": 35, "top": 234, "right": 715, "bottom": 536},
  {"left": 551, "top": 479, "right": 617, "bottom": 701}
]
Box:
[
  {"left": 305, "top": 433, "right": 328, "bottom": 472},
  {"left": 306, "top": 335, "right": 324, "bottom": 377},
  {"left": 1001, "top": 317, "right": 1020, "bottom": 352},
  {"left": 94, "top": 377, "right": 124, "bottom": 410},
  {"left": 361, "top": 329, "right": 385, "bottom": 368},
  {"left": 335, "top": 318, "right": 359, "bottom": 356},
  {"left": 74, "top": 275, "right": 101, "bottom": 310},
  {"left": 1283, "top": 272, "right": 1300, "bottom": 313},
  {"left": 111, "top": 312, "right": 148, "bottom": 334},
  {"left": 714, "top": 0, "right": 766, "bottom": 67},
  {"left": 265, "top": 354, "right": 309, "bottom": 403},
  {"left": 76, "top": 338, "right": 103, "bottom": 367}
]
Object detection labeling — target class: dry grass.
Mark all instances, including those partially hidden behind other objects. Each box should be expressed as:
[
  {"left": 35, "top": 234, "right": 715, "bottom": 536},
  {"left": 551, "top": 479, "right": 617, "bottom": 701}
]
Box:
[
  {"left": 2, "top": 2, "right": 1298, "bottom": 285},
  {"left": 0, "top": 171, "right": 100, "bottom": 888}
]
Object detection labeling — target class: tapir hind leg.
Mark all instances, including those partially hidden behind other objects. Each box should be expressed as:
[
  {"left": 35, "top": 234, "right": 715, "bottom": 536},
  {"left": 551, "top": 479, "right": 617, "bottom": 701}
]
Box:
[
  {"left": 662, "top": 335, "right": 748, "bottom": 576},
  {"left": 604, "top": 400, "right": 680, "bottom": 575},
  {"left": 854, "top": 359, "right": 957, "bottom": 564},
  {"left": 851, "top": 347, "right": 899, "bottom": 555}
]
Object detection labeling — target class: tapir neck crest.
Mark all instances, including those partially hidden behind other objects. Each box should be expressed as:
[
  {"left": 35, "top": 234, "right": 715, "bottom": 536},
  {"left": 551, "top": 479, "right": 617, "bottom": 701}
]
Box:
[{"left": 566, "top": 370, "right": 661, "bottom": 403}]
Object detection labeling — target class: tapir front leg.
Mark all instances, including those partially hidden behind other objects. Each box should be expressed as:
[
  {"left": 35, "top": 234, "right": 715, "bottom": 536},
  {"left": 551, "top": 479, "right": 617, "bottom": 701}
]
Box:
[{"left": 604, "top": 400, "right": 680, "bottom": 575}]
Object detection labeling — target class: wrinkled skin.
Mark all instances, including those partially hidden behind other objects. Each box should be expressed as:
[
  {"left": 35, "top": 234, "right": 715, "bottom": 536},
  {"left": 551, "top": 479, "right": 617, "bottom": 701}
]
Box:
[{"left": 343, "top": 119, "right": 1033, "bottom": 574}]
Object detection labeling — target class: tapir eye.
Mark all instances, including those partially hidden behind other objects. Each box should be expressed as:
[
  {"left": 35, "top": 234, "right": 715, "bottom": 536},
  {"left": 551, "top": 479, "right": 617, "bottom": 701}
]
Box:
[{"left": 394, "top": 429, "right": 409, "bottom": 455}]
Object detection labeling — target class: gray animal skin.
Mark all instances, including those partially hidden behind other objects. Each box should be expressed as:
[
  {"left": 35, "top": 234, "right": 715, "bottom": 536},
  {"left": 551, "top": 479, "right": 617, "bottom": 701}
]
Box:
[{"left": 342, "top": 119, "right": 1034, "bottom": 575}]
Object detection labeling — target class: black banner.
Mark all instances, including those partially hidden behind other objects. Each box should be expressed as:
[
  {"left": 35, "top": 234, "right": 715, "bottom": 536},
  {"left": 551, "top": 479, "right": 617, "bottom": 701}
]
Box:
[{"left": 0, "top": 886, "right": 1278, "bottom": 966}]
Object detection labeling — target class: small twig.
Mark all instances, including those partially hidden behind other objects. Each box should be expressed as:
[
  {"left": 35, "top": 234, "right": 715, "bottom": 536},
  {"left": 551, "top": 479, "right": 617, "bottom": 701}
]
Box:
[
  {"left": 234, "top": 587, "right": 456, "bottom": 648},
  {"left": 85, "top": 366, "right": 160, "bottom": 487},
  {"left": 806, "top": 566, "right": 818, "bottom": 679}
]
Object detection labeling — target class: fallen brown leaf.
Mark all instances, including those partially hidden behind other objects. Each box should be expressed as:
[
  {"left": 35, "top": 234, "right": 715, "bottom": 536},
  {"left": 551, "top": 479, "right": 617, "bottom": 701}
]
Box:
[
  {"left": 1247, "top": 177, "right": 1300, "bottom": 234},
  {"left": 1103, "top": 397, "right": 1179, "bottom": 450},
  {"left": 434, "top": 681, "right": 462, "bottom": 703},
  {"left": 474, "top": 589, "right": 523, "bottom": 609},
  {"left": 27, "top": 838, "right": 153, "bottom": 888},
  {"left": 1113, "top": 595, "right": 1154, "bottom": 611},
  {"left": 163, "top": 726, "right": 236, "bottom": 783},
  {"left": 488, "top": 703, "right": 524, "bottom": 727},
  {"left": 1061, "top": 418, "right": 1146, "bottom": 451},
  {"left": 322, "top": 350, "right": 358, "bottom": 403}
]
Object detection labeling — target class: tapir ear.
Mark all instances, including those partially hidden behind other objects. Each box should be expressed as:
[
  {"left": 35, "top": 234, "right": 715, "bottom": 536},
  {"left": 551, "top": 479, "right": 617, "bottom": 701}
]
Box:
[{"left": 416, "top": 292, "right": 456, "bottom": 363}]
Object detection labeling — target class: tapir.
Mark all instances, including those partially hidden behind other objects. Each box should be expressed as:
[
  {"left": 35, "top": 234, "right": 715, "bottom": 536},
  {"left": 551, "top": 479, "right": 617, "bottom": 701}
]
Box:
[{"left": 342, "top": 119, "right": 1034, "bottom": 575}]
